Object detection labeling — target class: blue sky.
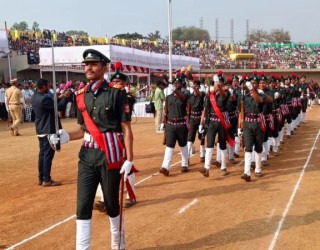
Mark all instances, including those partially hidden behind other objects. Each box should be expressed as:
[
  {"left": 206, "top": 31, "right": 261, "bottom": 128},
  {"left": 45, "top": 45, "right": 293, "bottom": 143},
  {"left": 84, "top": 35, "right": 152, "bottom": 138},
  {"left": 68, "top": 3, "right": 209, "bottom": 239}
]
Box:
[{"left": 1, "top": 0, "right": 320, "bottom": 42}]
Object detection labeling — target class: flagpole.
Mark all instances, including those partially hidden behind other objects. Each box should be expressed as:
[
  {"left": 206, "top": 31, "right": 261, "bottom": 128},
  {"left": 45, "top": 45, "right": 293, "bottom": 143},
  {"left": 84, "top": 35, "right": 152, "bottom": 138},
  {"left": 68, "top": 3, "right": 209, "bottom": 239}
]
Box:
[
  {"left": 167, "top": 0, "right": 173, "bottom": 82},
  {"left": 4, "top": 21, "right": 12, "bottom": 80}
]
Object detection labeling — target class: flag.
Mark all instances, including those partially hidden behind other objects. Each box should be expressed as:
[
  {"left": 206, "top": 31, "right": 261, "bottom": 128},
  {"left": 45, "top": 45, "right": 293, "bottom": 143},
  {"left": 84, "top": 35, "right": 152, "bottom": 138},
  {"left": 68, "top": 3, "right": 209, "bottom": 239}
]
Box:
[{"left": 0, "top": 29, "right": 9, "bottom": 58}]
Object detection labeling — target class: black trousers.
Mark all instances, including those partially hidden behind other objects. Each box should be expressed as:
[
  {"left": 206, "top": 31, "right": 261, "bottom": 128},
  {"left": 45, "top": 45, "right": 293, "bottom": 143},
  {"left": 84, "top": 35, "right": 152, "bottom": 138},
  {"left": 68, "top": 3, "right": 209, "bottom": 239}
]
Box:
[
  {"left": 38, "top": 136, "right": 55, "bottom": 182},
  {"left": 301, "top": 97, "right": 308, "bottom": 112},
  {"left": 206, "top": 121, "right": 227, "bottom": 150},
  {"left": 243, "top": 121, "right": 264, "bottom": 153},
  {"left": 187, "top": 118, "right": 204, "bottom": 145},
  {"left": 77, "top": 146, "right": 121, "bottom": 219},
  {"left": 165, "top": 123, "right": 188, "bottom": 148},
  {"left": 0, "top": 103, "right": 8, "bottom": 120}
]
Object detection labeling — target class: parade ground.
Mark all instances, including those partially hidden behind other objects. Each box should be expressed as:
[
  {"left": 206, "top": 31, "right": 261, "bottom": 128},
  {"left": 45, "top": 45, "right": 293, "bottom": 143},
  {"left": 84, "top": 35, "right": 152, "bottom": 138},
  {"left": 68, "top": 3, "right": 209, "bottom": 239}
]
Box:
[{"left": 0, "top": 106, "right": 319, "bottom": 250}]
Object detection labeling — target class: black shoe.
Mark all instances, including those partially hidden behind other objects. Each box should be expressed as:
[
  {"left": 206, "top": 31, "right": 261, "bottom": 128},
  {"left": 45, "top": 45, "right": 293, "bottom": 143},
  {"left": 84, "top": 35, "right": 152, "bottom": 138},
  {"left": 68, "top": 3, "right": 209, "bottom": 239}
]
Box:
[
  {"left": 229, "top": 158, "right": 237, "bottom": 164},
  {"left": 199, "top": 168, "right": 209, "bottom": 177},
  {"left": 93, "top": 201, "right": 105, "bottom": 212},
  {"left": 181, "top": 166, "right": 189, "bottom": 172},
  {"left": 234, "top": 153, "right": 240, "bottom": 158},
  {"left": 124, "top": 199, "right": 136, "bottom": 208},
  {"left": 211, "top": 160, "right": 221, "bottom": 167},
  {"left": 221, "top": 169, "right": 228, "bottom": 176},
  {"left": 200, "top": 156, "right": 205, "bottom": 162},
  {"left": 38, "top": 180, "right": 43, "bottom": 186},
  {"left": 241, "top": 174, "right": 251, "bottom": 182},
  {"left": 159, "top": 167, "right": 169, "bottom": 176},
  {"left": 42, "top": 180, "right": 61, "bottom": 186}
]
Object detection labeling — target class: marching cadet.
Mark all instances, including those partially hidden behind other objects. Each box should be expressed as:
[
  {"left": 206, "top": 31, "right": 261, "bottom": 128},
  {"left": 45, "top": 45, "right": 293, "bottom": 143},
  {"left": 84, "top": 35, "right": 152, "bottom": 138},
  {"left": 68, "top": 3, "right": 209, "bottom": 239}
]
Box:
[
  {"left": 284, "top": 76, "right": 295, "bottom": 138},
  {"left": 225, "top": 76, "right": 239, "bottom": 164},
  {"left": 199, "top": 71, "right": 232, "bottom": 177},
  {"left": 270, "top": 77, "right": 282, "bottom": 156},
  {"left": 291, "top": 74, "right": 302, "bottom": 130},
  {"left": 232, "top": 75, "right": 242, "bottom": 158},
  {"left": 159, "top": 73, "right": 190, "bottom": 176},
  {"left": 49, "top": 50, "right": 134, "bottom": 250},
  {"left": 187, "top": 80, "right": 206, "bottom": 162},
  {"left": 299, "top": 75, "right": 309, "bottom": 124},
  {"left": 260, "top": 73, "right": 274, "bottom": 166},
  {"left": 241, "top": 74, "right": 272, "bottom": 182}
]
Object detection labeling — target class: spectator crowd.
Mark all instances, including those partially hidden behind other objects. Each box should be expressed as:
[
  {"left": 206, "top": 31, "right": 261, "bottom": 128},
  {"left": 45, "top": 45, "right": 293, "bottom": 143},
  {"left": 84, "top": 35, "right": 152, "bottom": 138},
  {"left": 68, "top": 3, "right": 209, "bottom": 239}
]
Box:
[{"left": 7, "top": 29, "right": 320, "bottom": 70}]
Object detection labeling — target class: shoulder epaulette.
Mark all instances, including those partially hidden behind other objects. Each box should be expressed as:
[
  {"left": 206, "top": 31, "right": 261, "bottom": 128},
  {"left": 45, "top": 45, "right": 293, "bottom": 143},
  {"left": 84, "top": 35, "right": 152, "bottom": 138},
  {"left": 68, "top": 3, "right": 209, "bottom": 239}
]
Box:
[
  {"left": 109, "top": 82, "right": 124, "bottom": 90},
  {"left": 75, "top": 85, "right": 89, "bottom": 96}
]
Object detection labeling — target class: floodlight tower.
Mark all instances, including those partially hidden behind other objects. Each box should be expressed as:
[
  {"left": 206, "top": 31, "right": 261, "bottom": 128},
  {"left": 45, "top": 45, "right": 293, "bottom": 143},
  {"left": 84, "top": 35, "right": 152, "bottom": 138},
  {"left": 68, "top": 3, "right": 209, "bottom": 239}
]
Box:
[
  {"left": 230, "top": 18, "right": 234, "bottom": 43},
  {"left": 246, "top": 19, "right": 250, "bottom": 41},
  {"left": 215, "top": 18, "right": 219, "bottom": 42},
  {"left": 200, "top": 17, "right": 203, "bottom": 29}
]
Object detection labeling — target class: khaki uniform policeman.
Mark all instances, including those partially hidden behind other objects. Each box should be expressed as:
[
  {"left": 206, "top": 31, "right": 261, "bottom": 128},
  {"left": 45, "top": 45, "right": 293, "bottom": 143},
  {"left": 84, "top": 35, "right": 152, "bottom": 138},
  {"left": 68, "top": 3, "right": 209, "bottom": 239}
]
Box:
[{"left": 5, "top": 78, "right": 23, "bottom": 136}]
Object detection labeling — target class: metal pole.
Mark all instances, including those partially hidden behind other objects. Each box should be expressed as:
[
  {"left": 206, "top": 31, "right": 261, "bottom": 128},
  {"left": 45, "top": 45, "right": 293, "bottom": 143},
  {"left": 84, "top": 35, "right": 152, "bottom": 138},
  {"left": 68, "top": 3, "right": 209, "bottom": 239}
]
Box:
[
  {"left": 4, "top": 22, "right": 12, "bottom": 80},
  {"left": 167, "top": 0, "right": 173, "bottom": 82}
]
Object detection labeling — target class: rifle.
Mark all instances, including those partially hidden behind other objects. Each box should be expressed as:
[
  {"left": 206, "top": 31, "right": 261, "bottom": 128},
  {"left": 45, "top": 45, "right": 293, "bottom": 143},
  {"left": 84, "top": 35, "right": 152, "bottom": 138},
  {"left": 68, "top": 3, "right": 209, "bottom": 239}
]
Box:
[{"left": 238, "top": 87, "right": 245, "bottom": 149}]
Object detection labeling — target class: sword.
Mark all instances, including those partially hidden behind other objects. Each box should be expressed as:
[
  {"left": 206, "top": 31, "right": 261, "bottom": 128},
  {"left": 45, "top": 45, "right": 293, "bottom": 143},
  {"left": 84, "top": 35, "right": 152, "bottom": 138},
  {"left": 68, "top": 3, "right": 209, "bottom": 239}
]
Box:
[{"left": 45, "top": 29, "right": 60, "bottom": 151}]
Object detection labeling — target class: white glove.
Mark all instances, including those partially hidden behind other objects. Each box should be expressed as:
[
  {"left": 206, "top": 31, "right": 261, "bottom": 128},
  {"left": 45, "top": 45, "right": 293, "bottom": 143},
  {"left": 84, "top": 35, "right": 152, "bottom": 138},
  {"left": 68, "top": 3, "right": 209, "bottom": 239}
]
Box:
[
  {"left": 237, "top": 128, "right": 243, "bottom": 137},
  {"left": 120, "top": 160, "right": 133, "bottom": 181},
  {"left": 58, "top": 129, "right": 70, "bottom": 144},
  {"left": 245, "top": 81, "right": 253, "bottom": 90},
  {"left": 257, "top": 89, "right": 264, "bottom": 94},
  {"left": 213, "top": 74, "right": 220, "bottom": 83},
  {"left": 274, "top": 92, "right": 280, "bottom": 99},
  {"left": 300, "top": 95, "right": 304, "bottom": 99},
  {"left": 48, "top": 134, "right": 60, "bottom": 145},
  {"left": 198, "top": 125, "right": 204, "bottom": 134},
  {"left": 160, "top": 123, "right": 165, "bottom": 131}
]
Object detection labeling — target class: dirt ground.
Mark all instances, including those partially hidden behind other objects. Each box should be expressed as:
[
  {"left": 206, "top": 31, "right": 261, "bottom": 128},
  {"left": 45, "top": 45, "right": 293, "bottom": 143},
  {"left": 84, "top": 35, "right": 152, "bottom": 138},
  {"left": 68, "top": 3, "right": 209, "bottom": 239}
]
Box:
[{"left": 0, "top": 105, "right": 319, "bottom": 250}]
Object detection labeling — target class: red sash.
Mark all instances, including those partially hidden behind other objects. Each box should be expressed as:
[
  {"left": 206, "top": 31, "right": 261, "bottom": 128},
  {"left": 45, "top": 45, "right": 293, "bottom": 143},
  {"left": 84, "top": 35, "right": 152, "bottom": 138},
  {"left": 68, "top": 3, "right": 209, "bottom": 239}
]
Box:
[
  {"left": 76, "top": 84, "right": 137, "bottom": 200},
  {"left": 267, "top": 114, "right": 274, "bottom": 131},
  {"left": 209, "top": 92, "right": 235, "bottom": 147}
]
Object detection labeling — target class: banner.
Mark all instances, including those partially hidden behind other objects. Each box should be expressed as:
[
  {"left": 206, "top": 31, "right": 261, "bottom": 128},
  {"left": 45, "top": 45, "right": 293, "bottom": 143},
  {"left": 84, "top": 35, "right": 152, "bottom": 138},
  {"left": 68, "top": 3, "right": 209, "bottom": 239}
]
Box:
[{"left": 0, "top": 30, "right": 9, "bottom": 58}]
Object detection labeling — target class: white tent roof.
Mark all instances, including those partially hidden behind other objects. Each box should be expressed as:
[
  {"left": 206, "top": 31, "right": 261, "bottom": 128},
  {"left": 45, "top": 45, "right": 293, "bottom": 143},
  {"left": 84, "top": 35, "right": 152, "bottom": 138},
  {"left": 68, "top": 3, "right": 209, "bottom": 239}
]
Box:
[{"left": 39, "top": 45, "right": 200, "bottom": 71}]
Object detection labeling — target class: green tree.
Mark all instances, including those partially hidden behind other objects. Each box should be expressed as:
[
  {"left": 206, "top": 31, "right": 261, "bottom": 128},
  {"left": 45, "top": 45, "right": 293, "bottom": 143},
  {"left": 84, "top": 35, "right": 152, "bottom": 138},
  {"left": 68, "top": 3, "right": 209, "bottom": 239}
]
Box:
[
  {"left": 66, "top": 30, "right": 88, "bottom": 36},
  {"left": 113, "top": 32, "right": 144, "bottom": 40},
  {"left": 32, "top": 21, "right": 41, "bottom": 32},
  {"left": 247, "top": 28, "right": 291, "bottom": 43},
  {"left": 172, "top": 26, "right": 210, "bottom": 41},
  {"left": 11, "top": 21, "right": 29, "bottom": 31},
  {"left": 269, "top": 29, "right": 291, "bottom": 43},
  {"left": 247, "top": 29, "right": 269, "bottom": 43},
  {"left": 148, "top": 30, "right": 161, "bottom": 40}
]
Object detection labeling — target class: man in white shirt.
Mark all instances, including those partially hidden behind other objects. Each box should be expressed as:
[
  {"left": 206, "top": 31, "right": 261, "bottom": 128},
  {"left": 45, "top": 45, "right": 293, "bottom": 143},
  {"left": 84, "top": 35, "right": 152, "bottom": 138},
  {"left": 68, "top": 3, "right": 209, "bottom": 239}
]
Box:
[{"left": 22, "top": 82, "right": 34, "bottom": 122}]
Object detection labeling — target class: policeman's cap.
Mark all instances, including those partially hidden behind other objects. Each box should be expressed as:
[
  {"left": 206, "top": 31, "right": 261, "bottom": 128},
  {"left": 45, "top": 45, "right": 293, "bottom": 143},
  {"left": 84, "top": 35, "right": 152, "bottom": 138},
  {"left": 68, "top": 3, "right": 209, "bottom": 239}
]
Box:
[
  {"left": 10, "top": 78, "right": 18, "bottom": 84},
  {"left": 82, "top": 49, "right": 110, "bottom": 64}
]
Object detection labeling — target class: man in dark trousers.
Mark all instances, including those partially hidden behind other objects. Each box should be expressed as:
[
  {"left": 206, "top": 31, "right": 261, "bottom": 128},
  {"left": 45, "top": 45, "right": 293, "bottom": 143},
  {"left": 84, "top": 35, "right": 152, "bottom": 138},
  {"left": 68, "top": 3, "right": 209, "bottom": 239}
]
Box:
[
  {"left": 32, "top": 78, "right": 62, "bottom": 186},
  {"left": 159, "top": 74, "right": 190, "bottom": 176},
  {"left": 49, "top": 49, "right": 134, "bottom": 250}
]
